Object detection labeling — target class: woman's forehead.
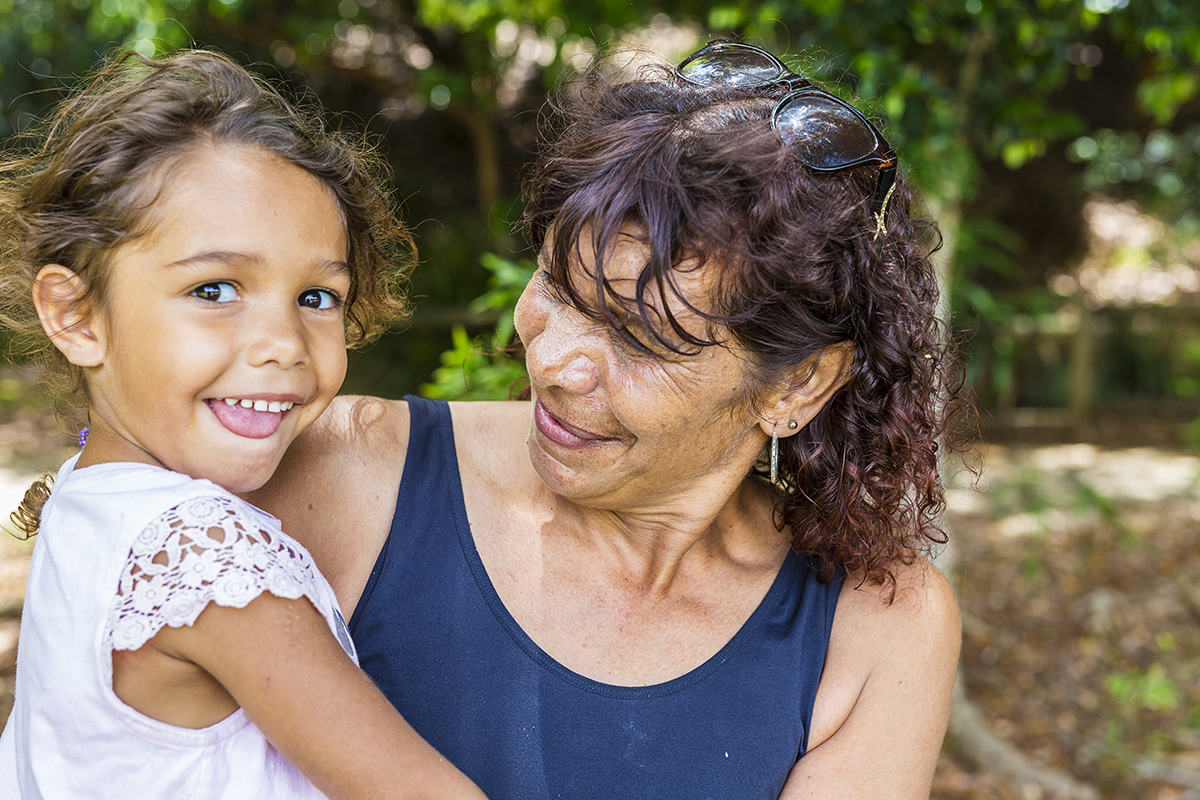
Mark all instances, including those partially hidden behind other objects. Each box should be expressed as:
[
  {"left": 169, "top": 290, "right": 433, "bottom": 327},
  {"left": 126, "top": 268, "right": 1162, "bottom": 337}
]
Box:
[{"left": 548, "top": 223, "right": 716, "bottom": 309}]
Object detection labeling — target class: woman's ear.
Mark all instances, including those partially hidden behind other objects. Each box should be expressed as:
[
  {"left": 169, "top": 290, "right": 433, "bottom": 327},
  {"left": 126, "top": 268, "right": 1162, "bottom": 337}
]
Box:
[
  {"left": 759, "top": 342, "right": 854, "bottom": 437},
  {"left": 32, "top": 264, "right": 105, "bottom": 368}
]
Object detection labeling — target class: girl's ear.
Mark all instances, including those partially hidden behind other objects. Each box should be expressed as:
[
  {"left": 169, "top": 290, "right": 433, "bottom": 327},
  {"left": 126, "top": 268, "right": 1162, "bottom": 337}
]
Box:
[
  {"left": 759, "top": 342, "right": 854, "bottom": 438},
  {"left": 32, "top": 265, "right": 105, "bottom": 368}
]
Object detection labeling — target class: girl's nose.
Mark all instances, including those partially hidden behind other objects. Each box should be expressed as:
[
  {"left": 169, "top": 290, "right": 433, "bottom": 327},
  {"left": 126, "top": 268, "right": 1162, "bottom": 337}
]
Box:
[{"left": 247, "top": 304, "right": 310, "bottom": 369}]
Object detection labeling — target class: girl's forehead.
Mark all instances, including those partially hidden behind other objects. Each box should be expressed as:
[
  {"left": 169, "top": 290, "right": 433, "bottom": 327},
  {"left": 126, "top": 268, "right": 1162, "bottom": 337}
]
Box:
[
  {"left": 147, "top": 146, "right": 343, "bottom": 236},
  {"left": 109, "top": 144, "right": 348, "bottom": 276}
]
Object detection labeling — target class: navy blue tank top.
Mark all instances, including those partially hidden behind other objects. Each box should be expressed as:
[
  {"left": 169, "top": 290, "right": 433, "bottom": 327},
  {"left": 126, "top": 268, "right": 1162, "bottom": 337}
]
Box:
[{"left": 349, "top": 397, "right": 843, "bottom": 800}]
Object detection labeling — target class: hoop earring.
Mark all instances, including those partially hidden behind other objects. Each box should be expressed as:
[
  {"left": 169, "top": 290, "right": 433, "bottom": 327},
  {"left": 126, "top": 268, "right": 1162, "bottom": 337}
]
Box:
[
  {"left": 770, "top": 430, "right": 779, "bottom": 484},
  {"left": 770, "top": 421, "right": 798, "bottom": 485}
]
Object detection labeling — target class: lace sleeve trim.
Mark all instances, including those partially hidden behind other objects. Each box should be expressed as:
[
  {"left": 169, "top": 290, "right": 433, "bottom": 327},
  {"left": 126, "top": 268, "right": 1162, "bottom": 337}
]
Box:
[{"left": 107, "top": 495, "right": 327, "bottom": 653}]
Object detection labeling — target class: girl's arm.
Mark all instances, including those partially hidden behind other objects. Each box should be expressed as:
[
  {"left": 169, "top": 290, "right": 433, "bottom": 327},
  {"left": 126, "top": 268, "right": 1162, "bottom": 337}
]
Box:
[
  {"left": 779, "top": 559, "right": 961, "bottom": 799},
  {"left": 151, "top": 591, "right": 487, "bottom": 800}
]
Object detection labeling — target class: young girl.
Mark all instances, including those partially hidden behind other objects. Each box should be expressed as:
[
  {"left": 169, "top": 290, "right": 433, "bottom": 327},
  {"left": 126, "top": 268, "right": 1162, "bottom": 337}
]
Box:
[{"left": 0, "top": 50, "right": 486, "bottom": 799}]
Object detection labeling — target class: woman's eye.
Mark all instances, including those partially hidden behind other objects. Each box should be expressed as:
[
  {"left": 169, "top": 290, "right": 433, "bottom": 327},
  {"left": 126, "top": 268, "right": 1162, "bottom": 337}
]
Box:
[
  {"left": 191, "top": 281, "right": 238, "bottom": 303},
  {"left": 610, "top": 327, "right": 649, "bottom": 356},
  {"left": 298, "top": 288, "right": 341, "bottom": 310}
]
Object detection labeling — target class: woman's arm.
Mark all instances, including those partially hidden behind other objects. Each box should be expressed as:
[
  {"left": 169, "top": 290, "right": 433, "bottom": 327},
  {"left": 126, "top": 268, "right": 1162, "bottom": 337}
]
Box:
[
  {"left": 246, "top": 395, "right": 410, "bottom": 613},
  {"left": 152, "top": 592, "right": 487, "bottom": 800},
  {"left": 781, "top": 559, "right": 961, "bottom": 799}
]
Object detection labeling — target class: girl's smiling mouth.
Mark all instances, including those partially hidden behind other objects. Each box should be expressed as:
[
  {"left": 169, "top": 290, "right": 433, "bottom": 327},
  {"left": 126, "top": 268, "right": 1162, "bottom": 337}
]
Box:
[
  {"left": 220, "top": 397, "right": 295, "bottom": 413},
  {"left": 206, "top": 397, "right": 298, "bottom": 439}
]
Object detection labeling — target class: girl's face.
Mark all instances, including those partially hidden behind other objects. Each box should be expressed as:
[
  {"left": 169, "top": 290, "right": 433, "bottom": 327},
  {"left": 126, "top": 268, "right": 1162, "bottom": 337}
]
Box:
[
  {"left": 75, "top": 143, "right": 351, "bottom": 493},
  {"left": 514, "top": 229, "right": 768, "bottom": 514}
]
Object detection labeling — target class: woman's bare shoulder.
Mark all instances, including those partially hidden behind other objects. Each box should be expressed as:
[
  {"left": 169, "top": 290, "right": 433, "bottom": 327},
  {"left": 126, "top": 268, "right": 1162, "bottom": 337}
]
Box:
[
  {"left": 246, "top": 395, "right": 413, "bottom": 609},
  {"left": 808, "top": 556, "right": 960, "bottom": 745},
  {"left": 447, "top": 400, "right": 545, "bottom": 519},
  {"left": 840, "top": 557, "right": 960, "bottom": 630},
  {"left": 793, "top": 557, "right": 960, "bottom": 797},
  {"left": 256, "top": 395, "right": 410, "bottom": 498},
  {"left": 447, "top": 400, "right": 532, "bottom": 469},
  {"left": 447, "top": 399, "right": 530, "bottom": 433},
  {"left": 315, "top": 394, "right": 412, "bottom": 452}
]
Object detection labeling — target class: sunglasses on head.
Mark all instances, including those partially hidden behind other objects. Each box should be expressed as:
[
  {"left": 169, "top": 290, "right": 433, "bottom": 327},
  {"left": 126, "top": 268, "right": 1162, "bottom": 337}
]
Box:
[{"left": 677, "top": 41, "right": 898, "bottom": 237}]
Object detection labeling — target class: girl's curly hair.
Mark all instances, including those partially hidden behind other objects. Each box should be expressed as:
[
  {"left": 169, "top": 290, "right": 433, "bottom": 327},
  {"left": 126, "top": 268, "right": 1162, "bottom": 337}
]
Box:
[
  {"left": 523, "top": 57, "right": 967, "bottom": 595},
  {"left": 0, "top": 48, "right": 412, "bottom": 416},
  {"left": 0, "top": 48, "right": 413, "bottom": 536}
]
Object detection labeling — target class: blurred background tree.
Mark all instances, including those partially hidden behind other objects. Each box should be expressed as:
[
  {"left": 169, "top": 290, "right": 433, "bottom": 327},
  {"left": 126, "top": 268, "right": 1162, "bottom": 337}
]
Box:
[{"left": 5, "top": 0, "right": 1197, "bottom": 430}]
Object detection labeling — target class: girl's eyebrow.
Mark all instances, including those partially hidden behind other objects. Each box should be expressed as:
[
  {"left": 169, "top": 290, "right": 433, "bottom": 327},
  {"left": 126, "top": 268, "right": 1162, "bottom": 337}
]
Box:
[{"left": 167, "top": 251, "right": 351, "bottom": 277}]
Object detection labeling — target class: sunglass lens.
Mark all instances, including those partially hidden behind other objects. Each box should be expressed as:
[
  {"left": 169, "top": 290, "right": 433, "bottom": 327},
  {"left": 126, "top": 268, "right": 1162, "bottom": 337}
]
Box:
[
  {"left": 774, "top": 94, "right": 879, "bottom": 169},
  {"left": 679, "top": 49, "right": 783, "bottom": 87}
]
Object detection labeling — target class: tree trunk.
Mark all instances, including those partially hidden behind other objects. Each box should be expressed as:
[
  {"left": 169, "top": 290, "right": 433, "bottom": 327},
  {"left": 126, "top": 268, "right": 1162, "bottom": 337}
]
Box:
[
  {"left": 445, "top": 102, "right": 501, "bottom": 236},
  {"left": 931, "top": 25, "right": 1099, "bottom": 797}
]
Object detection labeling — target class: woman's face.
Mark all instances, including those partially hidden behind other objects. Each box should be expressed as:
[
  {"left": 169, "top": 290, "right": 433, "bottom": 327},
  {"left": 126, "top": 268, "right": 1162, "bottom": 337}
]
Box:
[{"left": 514, "top": 229, "right": 768, "bottom": 512}]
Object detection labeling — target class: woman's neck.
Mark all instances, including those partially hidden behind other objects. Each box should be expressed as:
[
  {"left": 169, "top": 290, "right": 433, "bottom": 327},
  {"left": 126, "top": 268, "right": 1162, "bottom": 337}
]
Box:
[{"left": 534, "top": 474, "right": 786, "bottom": 598}]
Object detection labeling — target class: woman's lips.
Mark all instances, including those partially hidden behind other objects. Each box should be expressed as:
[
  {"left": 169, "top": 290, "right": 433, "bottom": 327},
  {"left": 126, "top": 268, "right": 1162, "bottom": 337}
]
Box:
[{"left": 534, "top": 400, "right": 616, "bottom": 448}]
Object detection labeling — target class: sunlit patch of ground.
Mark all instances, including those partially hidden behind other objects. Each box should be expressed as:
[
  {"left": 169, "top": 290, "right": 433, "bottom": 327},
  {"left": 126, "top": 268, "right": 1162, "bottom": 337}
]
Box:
[{"left": 935, "top": 443, "right": 1200, "bottom": 800}]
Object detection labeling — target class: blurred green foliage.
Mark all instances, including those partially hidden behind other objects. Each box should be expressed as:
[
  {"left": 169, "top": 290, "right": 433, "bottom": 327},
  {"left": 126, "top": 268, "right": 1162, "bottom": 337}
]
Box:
[
  {"left": 2, "top": 0, "right": 1198, "bottom": 408},
  {"left": 421, "top": 253, "right": 533, "bottom": 399}
]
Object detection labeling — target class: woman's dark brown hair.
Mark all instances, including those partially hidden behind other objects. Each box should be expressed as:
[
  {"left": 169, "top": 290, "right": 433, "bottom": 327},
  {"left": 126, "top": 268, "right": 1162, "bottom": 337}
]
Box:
[
  {"left": 0, "top": 48, "right": 413, "bottom": 535},
  {"left": 523, "top": 57, "right": 963, "bottom": 593}
]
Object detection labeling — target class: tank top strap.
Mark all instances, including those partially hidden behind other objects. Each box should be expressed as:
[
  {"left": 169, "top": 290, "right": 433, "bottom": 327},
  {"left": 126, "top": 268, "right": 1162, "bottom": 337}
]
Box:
[{"left": 349, "top": 395, "right": 460, "bottom": 633}]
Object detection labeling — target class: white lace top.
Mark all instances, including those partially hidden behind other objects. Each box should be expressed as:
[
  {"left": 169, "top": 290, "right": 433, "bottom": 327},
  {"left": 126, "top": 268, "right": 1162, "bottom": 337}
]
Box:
[
  {"left": 0, "top": 457, "right": 352, "bottom": 799},
  {"left": 107, "top": 494, "right": 352, "bottom": 657}
]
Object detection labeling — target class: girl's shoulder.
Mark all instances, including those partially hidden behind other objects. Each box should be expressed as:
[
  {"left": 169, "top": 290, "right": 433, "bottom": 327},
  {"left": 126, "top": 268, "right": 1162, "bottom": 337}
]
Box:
[
  {"left": 47, "top": 460, "right": 238, "bottom": 545},
  {"left": 110, "top": 490, "right": 335, "bottom": 654}
]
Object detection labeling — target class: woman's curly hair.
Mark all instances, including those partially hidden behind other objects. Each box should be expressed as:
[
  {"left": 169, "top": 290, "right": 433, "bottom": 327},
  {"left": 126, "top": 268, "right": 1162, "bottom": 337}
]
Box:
[
  {"left": 523, "top": 55, "right": 966, "bottom": 594},
  {"left": 0, "top": 48, "right": 413, "bottom": 535}
]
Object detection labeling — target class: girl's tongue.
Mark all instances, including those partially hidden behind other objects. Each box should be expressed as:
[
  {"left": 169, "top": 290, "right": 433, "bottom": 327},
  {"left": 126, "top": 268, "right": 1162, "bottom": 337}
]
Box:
[{"left": 208, "top": 400, "right": 284, "bottom": 439}]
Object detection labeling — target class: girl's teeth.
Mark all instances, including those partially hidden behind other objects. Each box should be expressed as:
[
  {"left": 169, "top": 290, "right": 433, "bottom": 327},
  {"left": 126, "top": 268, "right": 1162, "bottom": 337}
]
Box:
[{"left": 220, "top": 398, "right": 295, "bottom": 413}]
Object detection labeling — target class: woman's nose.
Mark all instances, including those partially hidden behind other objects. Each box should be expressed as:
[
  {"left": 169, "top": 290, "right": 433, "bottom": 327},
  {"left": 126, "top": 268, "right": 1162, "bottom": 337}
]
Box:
[{"left": 518, "top": 288, "right": 603, "bottom": 395}]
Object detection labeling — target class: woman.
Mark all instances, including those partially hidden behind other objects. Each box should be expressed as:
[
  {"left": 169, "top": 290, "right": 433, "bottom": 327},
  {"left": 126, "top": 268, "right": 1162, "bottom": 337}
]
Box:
[{"left": 251, "top": 41, "right": 962, "bottom": 799}]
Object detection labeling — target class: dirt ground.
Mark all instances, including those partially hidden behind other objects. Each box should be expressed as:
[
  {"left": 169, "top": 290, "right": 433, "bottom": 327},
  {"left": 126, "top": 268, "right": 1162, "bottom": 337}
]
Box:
[
  {"left": 932, "top": 442, "right": 1200, "bottom": 800},
  {"left": 0, "top": 400, "right": 1198, "bottom": 799}
]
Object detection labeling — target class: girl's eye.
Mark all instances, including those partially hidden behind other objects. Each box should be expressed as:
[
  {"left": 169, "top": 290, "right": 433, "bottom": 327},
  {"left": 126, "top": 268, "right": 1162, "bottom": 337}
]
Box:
[
  {"left": 298, "top": 288, "right": 341, "bottom": 310},
  {"left": 191, "top": 282, "right": 238, "bottom": 303}
]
